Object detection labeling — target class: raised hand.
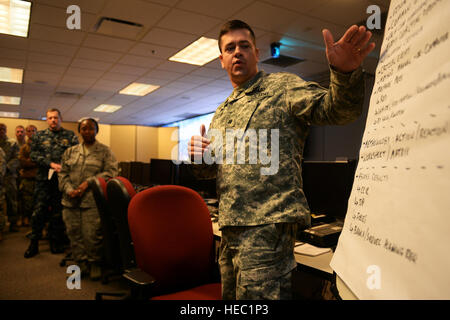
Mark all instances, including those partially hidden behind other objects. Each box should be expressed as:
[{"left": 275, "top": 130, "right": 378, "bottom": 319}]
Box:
[
  {"left": 322, "top": 25, "right": 375, "bottom": 73},
  {"left": 188, "top": 124, "right": 210, "bottom": 163}
]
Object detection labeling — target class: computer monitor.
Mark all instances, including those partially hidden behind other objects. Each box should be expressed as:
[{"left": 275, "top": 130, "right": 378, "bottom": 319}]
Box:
[
  {"left": 301, "top": 160, "right": 357, "bottom": 221},
  {"left": 149, "top": 159, "right": 176, "bottom": 185}
]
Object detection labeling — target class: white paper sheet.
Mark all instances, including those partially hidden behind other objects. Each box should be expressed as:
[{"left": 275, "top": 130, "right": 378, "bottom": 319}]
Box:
[
  {"left": 294, "top": 242, "right": 332, "bottom": 257},
  {"left": 330, "top": 0, "right": 450, "bottom": 299}
]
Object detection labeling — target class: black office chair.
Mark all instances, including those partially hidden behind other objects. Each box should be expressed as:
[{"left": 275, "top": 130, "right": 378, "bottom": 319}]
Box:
[
  {"left": 106, "top": 177, "right": 137, "bottom": 272},
  {"left": 90, "top": 177, "right": 122, "bottom": 283},
  {"left": 95, "top": 177, "right": 145, "bottom": 300}
]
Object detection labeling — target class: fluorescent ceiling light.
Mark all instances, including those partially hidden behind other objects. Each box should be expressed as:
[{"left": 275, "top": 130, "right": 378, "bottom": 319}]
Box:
[
  {"left": 0, "top": 111, "right": 19, "bottom": 118},
  {"left": 169, "top": 37, "right": 220, "bottom": 66},
  {"left": 93, "top": 104, "right": 122, "bottom": 113},
  {"left": 0, "top": 95, "right": 20, "bottom": 105},
  {"left": 119, "top": 83, "right": 160, "bottom": 96},
  {"left": 0, "top": 66, "right": 23, "bottom": 83},
  {"left": 0, "top": 0, "right": 32, "bottom": 37}
]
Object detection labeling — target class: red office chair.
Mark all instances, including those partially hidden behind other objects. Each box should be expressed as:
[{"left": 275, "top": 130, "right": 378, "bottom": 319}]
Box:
[{"left": 126, "top": 185, "right": 221, "bottom": 300}]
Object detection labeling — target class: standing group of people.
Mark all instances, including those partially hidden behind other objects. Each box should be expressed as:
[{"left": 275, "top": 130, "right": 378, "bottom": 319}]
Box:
[
  {"left": 0, "top": 123, "right": 37, "bottom": 239},
  {"left": 0, "top": 109, "right": 118, "bottom": 281}
]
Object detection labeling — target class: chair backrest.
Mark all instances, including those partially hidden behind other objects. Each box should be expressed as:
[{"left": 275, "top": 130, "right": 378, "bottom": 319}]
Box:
[
  {"left": 106, "top": 177, "right": 137, "bottom": 271},
  {"left": 91, "top": 177, "right": 122, "bottom": 271},
  {"left": 128, "top": 185, "right": 215, "bottom": 292}
]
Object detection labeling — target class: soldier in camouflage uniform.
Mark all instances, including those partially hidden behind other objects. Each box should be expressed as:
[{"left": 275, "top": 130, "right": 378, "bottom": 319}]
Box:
[
  {"left": 0, "top": 148, "right": 7, "bottom": 240},
  {"left": 24, "top": 109, "right": 79, "bottom": 258},
  {"left": 59, "top": 118, "right": 118, "bottom": 280},
  {"left": 18, "top": 128, "right": 38, "bottom": 227},
  {"left": 189, "top": 20, "right": 375, "bottom": 299},
  {"left": 0, "top": 123, "right": 20, "bottom": 232}
]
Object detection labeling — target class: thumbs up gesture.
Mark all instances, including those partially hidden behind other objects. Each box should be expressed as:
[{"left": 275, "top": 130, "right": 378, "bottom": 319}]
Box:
[{"left": 188, "top": 124, "right": 210, "bottom": 163}]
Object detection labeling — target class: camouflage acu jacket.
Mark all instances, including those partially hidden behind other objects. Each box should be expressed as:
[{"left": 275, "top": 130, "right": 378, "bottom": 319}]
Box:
[
  {"left": 59, "top": 141, "right": 118, "bottom": 208},
  {"left": 30, "top": 127, "right": 79, "bottom": 181},
  {"left": 194, "top": 67, "right": 364, "bottom": 229},
  {"left": 0, "top": 148, "right": 6, "bottom": 199},
  {"left": 0, "top": 137, "right": 19, "bottom": 178}
]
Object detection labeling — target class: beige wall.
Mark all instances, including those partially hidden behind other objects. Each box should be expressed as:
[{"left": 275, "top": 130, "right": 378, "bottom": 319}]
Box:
[
  {"left": 110, "top": 125, "right": 136, "bottom": 162},
  {"left": 157, "top": 127, "right": 178, "bottom": 160},
  {"left": 136, "top": 126, "right": 158, "bottom": 162},
  {"left": 0, "top": 117, "right": 176, "bottom": 163}
]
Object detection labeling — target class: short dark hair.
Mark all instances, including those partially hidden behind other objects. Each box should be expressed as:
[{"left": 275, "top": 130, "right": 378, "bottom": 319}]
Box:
[
  {"left": 218, "top": 20, "right": 256, "bottom": 53},
  {"left": 78, "top": 118, "right": 99, "bottom": 133},
  {"left": 26, "top": 125, "right": 37, "bottom": 130},
  {"left": 46, "top": 108, "right": 62, "bottom": 117}
]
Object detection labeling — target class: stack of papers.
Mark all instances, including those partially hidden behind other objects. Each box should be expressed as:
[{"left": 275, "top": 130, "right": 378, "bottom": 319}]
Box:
[{"left": 294, "top": 241, "right": 332, "bottom": 257}]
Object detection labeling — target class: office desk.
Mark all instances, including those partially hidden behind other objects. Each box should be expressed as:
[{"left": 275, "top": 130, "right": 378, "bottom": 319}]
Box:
[
  {"left": 212, "top": 221, "right": 358, "bottom": 299},
  {"left": 212, "top": 221, "right": 333, "bottom": 280}
]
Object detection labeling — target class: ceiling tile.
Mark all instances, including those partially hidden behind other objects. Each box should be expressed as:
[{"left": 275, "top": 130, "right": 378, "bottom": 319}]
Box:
[
  {"left": 47, "top": 96, "right": 78, "bottom": 109},
  {"left": 29, "top": 39, "right": 78, "bottom": 57},
  {"left": 76, "top": 47, "right": 122, "bottom": 63},
  {"left": 27, "top": 62, "right": 67, "bottom": 75},
  {"left": 284, "top": 61, "right": 329, "bottom": 78},
  {"left": 232, "top": 2, "right": 300, "bottom": 33},
  {"left": 105, "top": 93, "right": 141, "bottom": 106},
  {"left": 144, "top": 69, "right": 184, "bottom": 81},
  {"left": 32, "top": 4, "right": 98, "bottom": 30},
  {"left": 308, "top": 0, "right": 373, "bottom": 27},
  {"left": 155, "top": 61, "right": 199, "bottom": 74},
  {"left": 262, "top": 0, "right": 330, "bottom": 14},
  {"left": 24, "top": 70, "right": 63, "bottom": 86},
  {"left": 141, "top": 28, "right": 198, "bottom": 49},
  {"left": 0, "top": 58, "right": 26, "bottom": 69},
  {"left": 108, "top": 64, "right": 148, "bottom": 76},
  {"left": 29, "top": 24, "right": 86, "bottom": 46},
  {"left": 177, "top": 74, "right": 212, "bottom": 85},
  {"left": 280, "top": 17, "right": 346, "bottom": 47},
  {"left": 176, "top": 0, "right": 253, "bottom": 19},
  {"left": 100, "top": 0, "right": 169, "bottom": 26},
  {"left": 65, "top": 67, "right": 105, "bottom": 79},
  {"left": 82, "top": 34, "right": 136, "bottom": 53},
  {"left": 33, "top": 0, "right": 108, "bottom": 14},
  {"left": 118, "top": 54, "right": 163, "bottom": 68},
  {"left": 134, "top": 75, "right": 171, "bottom": 86},
  {"left": 0, "top": 34, "right": 29, "bottom": 50},
  {"left": 70, "top": 58, "right": 113, "bottom": 71},
  {"left": 0, "top": 83, "right": 22, "bottom": 96},
  {"left": 28, "top": 52, "right": 72, "bottom": 66},
  {"left": 0, "top": 48, "right": 27, "bottom": 61},
  {"left": 156, "top": 9, "right": 222, "bottom": 35},
  {"left": 101, "top": 71, "right": 138, "bottom": 83},
  {"left": 190, "top": 67, "right": 224, "bottom": 79},
  {"left": 129, "top": 43, "right": 179, "bottom": 60}
]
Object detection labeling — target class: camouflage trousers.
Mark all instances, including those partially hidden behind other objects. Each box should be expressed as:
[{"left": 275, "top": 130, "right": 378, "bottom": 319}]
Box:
[
  {"left": 219, "top": 223, "right": 298, "bottom": 300},
  {"left": 62, "top": 206, "right": 103, "bottom": 263},
  {"left": 4, "top": 175, "right": 18, "bottom": 224},
  {"left": 30, "top": 177, "right": 66, "bottom": 242},
  {"left": 18, "top": 178, "right": 35, "bottom": 219}
]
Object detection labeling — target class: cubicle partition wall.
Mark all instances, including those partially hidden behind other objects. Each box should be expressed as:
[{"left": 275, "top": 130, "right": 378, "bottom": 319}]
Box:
[
  {"left": 175, "top": 163, "right": 216, "bottom": 199},
  {"left": 118, "top": 161, "right": 151, "bottom": 186},
  {"left": 301, "top": 160, "right": 357, "bottom": 221}
]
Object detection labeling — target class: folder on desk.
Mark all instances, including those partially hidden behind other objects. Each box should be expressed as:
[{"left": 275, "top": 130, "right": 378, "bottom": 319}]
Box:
[{"left": 294, "top": 242, "right": 331, "bottom": 256}]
